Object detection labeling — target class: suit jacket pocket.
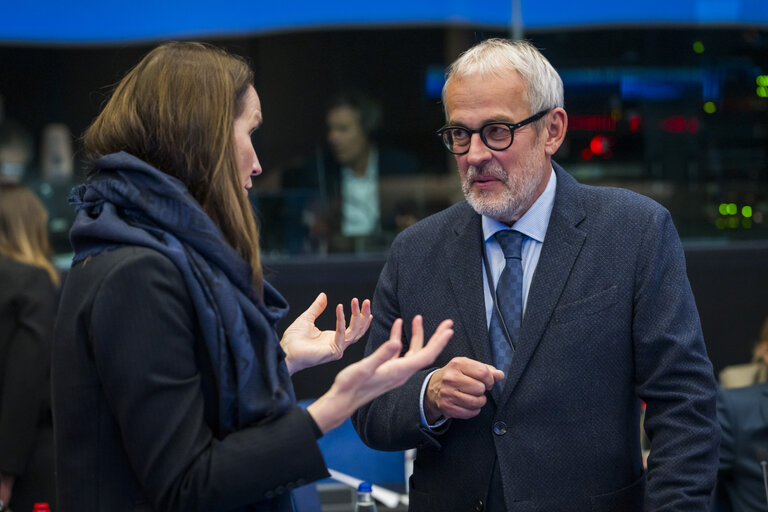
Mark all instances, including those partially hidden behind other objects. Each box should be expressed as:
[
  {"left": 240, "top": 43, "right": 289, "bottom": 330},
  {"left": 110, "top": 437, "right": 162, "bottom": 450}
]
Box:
[
  {"left": 589, "top": 472, "right": 645, "bottom": 512},
  {"left": 553, "top": 285, "right": 617, "bottom": 325}
]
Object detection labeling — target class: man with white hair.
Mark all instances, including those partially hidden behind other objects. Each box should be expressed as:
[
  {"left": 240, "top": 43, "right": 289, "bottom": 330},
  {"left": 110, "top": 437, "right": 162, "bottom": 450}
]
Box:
[{"left": 353, "top": 38, "right": 719, "bottom": 511}]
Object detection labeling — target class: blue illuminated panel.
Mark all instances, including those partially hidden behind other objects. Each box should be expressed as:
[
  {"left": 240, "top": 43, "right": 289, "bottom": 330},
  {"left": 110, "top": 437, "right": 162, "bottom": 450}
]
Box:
[{"left": 1, "top": 0, "right": 766, "bottom": 44}]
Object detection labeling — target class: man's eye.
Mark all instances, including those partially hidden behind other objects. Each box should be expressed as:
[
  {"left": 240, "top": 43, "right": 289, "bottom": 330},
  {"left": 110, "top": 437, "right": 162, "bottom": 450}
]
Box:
[
  {"left": 485, "top": 125, "right": 510, "bottom": 141},
  {"left": 452, "top": 129, "right": 470, "bottom": 142}
]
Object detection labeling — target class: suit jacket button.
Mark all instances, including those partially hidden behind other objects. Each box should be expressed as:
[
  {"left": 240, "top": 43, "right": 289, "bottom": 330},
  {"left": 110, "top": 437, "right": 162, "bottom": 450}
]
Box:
[
  {"left": 474, "top": 498, "right": 484, "bottom": 511},
  {"left": 493, "top": 421, "right": 507, "bottom": 436}
]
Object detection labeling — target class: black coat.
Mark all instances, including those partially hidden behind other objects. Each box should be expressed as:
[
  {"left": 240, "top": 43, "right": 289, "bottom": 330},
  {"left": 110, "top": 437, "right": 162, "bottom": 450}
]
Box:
[
  {"left": 0, "top": 256, "right": 57, "bottom": 510},
  {"left": 52, "top": 246, "right": 328, "bottom": 512}
]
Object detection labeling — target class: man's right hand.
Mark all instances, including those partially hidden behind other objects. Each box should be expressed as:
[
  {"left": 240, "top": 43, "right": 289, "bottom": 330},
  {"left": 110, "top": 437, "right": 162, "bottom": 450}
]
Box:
[{"left": 424, "top": 357, "right": 504, "bottom": 423}]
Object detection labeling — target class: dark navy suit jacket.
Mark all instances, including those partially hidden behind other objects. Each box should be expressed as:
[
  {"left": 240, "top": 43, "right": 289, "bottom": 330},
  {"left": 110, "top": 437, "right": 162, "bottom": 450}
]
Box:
[
  {"left": 716, "top": 382, "right": 768, "bottom": 512},
  {"left": 353, "top": 163, "right": 720, "bottom": 511}
]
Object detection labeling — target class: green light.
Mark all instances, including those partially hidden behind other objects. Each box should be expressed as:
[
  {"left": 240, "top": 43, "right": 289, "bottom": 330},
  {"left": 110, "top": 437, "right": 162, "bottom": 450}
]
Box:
[
  {"left": 758, "top": 87, "right": 768, "bottom": 98},
  {"left": 703, "top": 102, "right": 717, "bottom": 114},
  {"left": 727, "top": 203, "right": 738, "bottom": 215},
  {"left": 742, "top": 205, "right": 753, "bottom": 218},
  {"left": 728, "top": 217, "right": 739, "bottom": 228},
  {"left": 758, "top": 76, "right": 768, "bottom": 87},
  {"left": 693, "top": 41, "right": 705, "bottom": 53},
  {"left": 742, "top": 219, "right": 753, "bottom": 229},
  {"left": 718, "top": 203, "right": 728, "bottom": 215},
  {"left": 716, "top": 218, "right": 726, "bottom": 229}
]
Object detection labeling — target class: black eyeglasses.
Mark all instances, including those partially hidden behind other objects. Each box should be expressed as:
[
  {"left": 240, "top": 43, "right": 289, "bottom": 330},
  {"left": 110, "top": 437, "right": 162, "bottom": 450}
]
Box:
[{"left": 437, "top": 109, "right": 550, "bottom": 155}]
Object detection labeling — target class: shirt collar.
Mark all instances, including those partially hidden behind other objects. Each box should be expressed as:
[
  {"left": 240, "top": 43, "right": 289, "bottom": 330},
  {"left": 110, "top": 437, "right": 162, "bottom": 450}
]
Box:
[
  {"left": 482, "top": 167, "right": 557, "bottom": 243},
  {"left": 340, "top": 146, "right": 379, "bottom": 179}
]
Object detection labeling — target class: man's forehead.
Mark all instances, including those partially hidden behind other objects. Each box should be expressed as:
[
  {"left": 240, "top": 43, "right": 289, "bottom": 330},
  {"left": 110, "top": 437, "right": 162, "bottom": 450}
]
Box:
[{"left": 445, "top": 79, "right": 528, "bottom": 124}]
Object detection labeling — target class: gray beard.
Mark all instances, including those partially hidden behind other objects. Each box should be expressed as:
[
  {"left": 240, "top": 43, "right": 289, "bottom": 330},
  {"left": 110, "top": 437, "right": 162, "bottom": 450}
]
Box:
[{"left": 461, "top": 160, "right": 541, "bottom": 224}]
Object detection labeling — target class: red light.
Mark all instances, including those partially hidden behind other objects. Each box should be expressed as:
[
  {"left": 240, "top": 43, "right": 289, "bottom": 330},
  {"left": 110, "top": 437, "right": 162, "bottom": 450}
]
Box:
[
  {"left": 660, "top": 116, "right": 687, "bottom": 133},
  {"left": 569, "top": 115, "right": 616, "bottom": 131},
  {"left": 630, "top": 115, "right": 642, "bottom": 132},
  {"left": 581, "top": 148, "right": 593, "bottom": 160},
  {"left": 589, "top": 135, "right": 610, "bottom": 155},
  {"left": 687, "top": 118, "right": 699, "bottom": 133}
]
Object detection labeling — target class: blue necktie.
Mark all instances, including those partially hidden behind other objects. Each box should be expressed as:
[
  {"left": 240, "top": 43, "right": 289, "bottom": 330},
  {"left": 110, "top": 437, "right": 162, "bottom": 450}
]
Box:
[{"left": 488, "top": 229, "right": 524, "bottom": 373}]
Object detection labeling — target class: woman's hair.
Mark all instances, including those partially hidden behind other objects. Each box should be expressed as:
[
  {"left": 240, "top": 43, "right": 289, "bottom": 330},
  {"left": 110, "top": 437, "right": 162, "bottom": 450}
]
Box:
[
  {"left": 83, "top": 41, "right": 263, "bottom": 293},
  {"left": 0, "top": 184, "right": 59, "bottom": 285},
  {"left": 442, "top": 38, "right": 564, "bottom": 129}
]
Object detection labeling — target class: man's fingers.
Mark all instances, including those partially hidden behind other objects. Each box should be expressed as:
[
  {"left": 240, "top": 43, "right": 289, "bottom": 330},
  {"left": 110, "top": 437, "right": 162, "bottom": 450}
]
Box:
[
  {"left": 428, "top": 373, "right": 487, "bottom": 420},
  {"left": 446, "top": 390, "right": 487, "bottom": 412},
  {"left": 449, "top": 358, "right": 504, "bottom": 390},
  {"left": 488, "top": 365, "right": 505, "bottom": 383}
]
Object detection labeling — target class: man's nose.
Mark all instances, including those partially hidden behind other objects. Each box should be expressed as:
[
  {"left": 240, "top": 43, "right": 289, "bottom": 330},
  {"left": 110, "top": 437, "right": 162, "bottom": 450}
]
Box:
[{"left": 465, "top": 132, "right": 493, "bottom": 166}]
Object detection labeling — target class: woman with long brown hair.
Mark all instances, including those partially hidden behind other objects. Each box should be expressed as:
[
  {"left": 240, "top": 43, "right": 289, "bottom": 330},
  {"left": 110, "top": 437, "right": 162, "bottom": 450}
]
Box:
[
  {"left": 52, "top": 41, "right": 452, "bottom": 511},
  {"left": 0, "top": 184, "right": 58, "bottom": 510}
]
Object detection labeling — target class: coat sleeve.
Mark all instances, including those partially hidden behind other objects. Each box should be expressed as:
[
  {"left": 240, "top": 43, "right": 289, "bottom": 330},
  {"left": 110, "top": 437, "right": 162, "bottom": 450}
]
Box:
[
  {"left": 715, "top": 388, "right": 735, "bottom": 475},
  {"left": 0, "top": 266, "right": 55, "bottom": 475},
  {"left": 351, "top": 237, "right": 444, "bottom": 451},
  {"left": 89, "top": 252, "right": 328, "bottom": 511},
  {"left": 631, "top": 207, "right": 720, "bottom": 511}
]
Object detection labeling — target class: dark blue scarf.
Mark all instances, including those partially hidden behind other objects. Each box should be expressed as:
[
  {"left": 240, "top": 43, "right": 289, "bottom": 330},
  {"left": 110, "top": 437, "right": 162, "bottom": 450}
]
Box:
[{"left": 69, "top": 151, "right": 295, "bottom": 437}]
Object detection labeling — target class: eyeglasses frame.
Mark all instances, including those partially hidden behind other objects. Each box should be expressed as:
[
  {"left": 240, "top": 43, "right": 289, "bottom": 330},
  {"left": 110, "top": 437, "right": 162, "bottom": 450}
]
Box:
[{"left": 436, "top": 109, "right": 551, "bottom": 155}]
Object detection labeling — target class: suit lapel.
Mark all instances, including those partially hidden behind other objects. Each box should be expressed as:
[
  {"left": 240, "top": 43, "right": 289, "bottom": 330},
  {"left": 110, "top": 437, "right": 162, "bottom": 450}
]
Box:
[
  {"left": 499, "top": 164, "right": 587, "bottom": 405},
  {"left": 445, "top": 205, "right": 493, "bottom": 365}
]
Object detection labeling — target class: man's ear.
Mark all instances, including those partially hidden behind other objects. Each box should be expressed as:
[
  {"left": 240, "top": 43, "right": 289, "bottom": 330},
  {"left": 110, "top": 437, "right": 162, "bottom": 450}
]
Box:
[{"left": 543, "top": 108, "right": 567, "bottom": 157}]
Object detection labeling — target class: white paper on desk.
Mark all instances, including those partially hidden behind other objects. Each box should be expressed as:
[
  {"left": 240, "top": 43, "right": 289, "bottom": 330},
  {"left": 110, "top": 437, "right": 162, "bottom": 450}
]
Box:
[{"left": 328, "top": 468, "right": 408, "bottom": 509}]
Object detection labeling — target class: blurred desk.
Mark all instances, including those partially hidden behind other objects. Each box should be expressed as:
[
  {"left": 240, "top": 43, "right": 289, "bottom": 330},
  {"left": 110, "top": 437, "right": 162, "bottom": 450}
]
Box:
[{"left": 300, "top": 400, "right": 407, "bottom": 510}]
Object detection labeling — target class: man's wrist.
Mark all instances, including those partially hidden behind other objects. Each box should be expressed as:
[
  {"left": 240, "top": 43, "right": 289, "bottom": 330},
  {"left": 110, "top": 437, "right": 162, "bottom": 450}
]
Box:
[{"left": 419, "top": 369, "right": 448, "bottom": 429}]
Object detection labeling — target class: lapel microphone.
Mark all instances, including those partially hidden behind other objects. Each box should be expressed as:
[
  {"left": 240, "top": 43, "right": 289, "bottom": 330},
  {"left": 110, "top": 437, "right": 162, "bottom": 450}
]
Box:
[{"left": 757, "top": 447, "right": 768, "bottom": 511}]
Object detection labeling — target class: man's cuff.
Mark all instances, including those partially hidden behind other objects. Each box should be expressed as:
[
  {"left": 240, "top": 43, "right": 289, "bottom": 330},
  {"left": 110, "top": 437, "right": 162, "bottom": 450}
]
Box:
[{"left": 419, "top": 369, "right": 449, "bottom": 429}]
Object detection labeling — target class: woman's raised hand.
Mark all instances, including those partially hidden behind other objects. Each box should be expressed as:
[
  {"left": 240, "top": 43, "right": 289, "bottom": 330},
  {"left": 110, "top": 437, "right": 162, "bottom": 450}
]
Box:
[
  {"left": 307, "top": 315, "right": 453, "bottom": 433},
  {"left": 280, "top": 293, "right": 373, "bottom": 375}
]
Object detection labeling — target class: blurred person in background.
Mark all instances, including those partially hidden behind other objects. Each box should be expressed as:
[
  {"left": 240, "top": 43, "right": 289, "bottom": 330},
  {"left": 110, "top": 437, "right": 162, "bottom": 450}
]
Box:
[
  {"left": 720, "top": 318, "right": 768, "bottom": 389},
  {"left": 0, "top": 184, "right": 59, "bottom": 511},
  {"left": 0, "top": 95, "right": 34, "bottom": 185},
  {"left": 282, "top": 90, "right": 420, "bottom": 253},
  {"left": 52, "top": 41, "right": 452, "bottom": 511},
  {"left": 712, "top": 381, "right": 768, "bottom": 512}
]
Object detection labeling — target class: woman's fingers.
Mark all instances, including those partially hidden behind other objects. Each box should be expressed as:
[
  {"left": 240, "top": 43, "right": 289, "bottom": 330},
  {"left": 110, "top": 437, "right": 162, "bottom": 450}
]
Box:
[
  {"left": 304, "top": 292, "right": 328, "bottom": 321},
  {"left": 334, "top": 303, "right": 346, "bottom": 342},
  {"left": 406, "top": 315, "right": 425, "bottom": 354},
  {"left": 345, "top": 298, "right": 373, "bottom": 342}
]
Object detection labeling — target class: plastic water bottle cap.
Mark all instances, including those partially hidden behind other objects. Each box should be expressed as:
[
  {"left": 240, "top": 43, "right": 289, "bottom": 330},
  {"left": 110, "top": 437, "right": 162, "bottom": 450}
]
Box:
[{"left": 358, "top": 482, "right": 373, "bottom": 493}]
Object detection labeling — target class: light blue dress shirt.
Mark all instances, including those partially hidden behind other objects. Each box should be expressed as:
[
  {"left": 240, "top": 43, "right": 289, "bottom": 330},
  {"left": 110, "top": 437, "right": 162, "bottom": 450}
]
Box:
[{"left": 419, "top": 168, "right": 557, "bottom": 428}]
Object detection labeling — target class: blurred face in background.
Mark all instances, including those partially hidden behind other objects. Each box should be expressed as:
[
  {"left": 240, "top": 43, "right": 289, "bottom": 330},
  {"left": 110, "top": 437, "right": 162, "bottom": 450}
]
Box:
[{"left": 327, "top": 105, "right": 370, "bottom": 167}]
